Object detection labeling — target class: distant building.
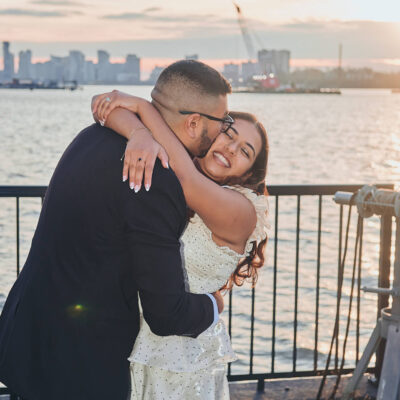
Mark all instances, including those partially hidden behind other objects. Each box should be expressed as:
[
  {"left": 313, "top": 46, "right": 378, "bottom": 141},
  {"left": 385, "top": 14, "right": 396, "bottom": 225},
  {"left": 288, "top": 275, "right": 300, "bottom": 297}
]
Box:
[
  {"left": 48, "top": 55, "right": 67, "bottom": 82},
  {"left": 32, "top": 61, "right": 52, "bottom": 82},
  {"left": 111, "top": 63, "right": 125, "bottom": 83},
  {"left": 67, "top": 50, "right": 85, "bottom": 83},
  {"left": 84, "top": 60, "right": 96, "bottom": 83},
  {"left": 97, "top": 50, "right": 111, "bottom": 82},
  {"left": 185, "top": 54, "right": 199, "bottom": 61},
  {"left": 148, "top": 66, "right": 165, "bottom": 84},
  {"left": 223, "top": 63, "right": 240, "bottom": 84},
  {"left": 2, "top": 42, "right": 15, "bottom": 82},
  {"left": 18, "top": 50, "right": 32, "bottom": 80},
  {"left": 257, "top": 49, "right": 290, "bottom": 75},
  {"left": 241, "top": 61, "right": 259, "bottom": 82},
  {"left": 122, "top": 54, "right": 140, "bottom": 83}
]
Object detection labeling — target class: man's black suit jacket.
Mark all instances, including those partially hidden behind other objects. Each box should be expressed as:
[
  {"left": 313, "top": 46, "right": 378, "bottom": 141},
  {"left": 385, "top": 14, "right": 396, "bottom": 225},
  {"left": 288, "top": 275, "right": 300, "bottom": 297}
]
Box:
[{"left": 0, "top": 124, "right": 214, "bottom": 399}]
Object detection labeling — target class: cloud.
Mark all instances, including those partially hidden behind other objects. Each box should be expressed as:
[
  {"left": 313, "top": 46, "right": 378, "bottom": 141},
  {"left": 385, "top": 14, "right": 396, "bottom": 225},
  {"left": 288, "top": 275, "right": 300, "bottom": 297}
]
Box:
[
  {"left": 30, "top": 0, "right": 84, "bottom": 5},
  {"left": 101, "top": 8, "right": 223, "bottom": 24},
  {"left": 143, "top": 7, "right": 161, "bottom": 13},
  {"left": 3, "top": 17, "right": 399, "bottom": 64},
  {"left": 0, "top": 8, "right": 67, "bottom": 17},
  {"left": 102, "top": 12, "right": 148, "bottom": 20}
]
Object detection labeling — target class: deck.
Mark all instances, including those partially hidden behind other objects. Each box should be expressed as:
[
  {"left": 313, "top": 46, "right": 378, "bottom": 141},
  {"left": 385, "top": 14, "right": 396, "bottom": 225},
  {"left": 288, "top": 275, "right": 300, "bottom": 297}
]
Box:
[
  {"left": 0, "top": 375, "right": 378, "bottom": 399},
  {"left": 229, "top": 374, "right": 377, "bottom": 399}
]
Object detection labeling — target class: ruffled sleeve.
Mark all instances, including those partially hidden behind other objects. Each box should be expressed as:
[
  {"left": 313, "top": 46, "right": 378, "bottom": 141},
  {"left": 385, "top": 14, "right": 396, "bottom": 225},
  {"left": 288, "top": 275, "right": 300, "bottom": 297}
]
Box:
[{"left": 223, "top": 185, "right": 269, "bottom": 252}]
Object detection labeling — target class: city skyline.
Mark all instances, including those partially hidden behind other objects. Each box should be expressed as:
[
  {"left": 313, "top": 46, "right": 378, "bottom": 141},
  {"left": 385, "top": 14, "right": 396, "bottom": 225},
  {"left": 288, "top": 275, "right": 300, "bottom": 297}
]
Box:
[
  {"left": 0, "top": 41, "right": 293, "bottom": 86},
  {"left": 0, "top": 0, "right": 399, "bottom": 73}
]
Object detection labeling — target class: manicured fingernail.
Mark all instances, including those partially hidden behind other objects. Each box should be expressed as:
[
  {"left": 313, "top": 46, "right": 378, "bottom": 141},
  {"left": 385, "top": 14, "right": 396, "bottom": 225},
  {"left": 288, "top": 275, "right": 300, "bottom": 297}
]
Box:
[
  {"left": 166, "top": 162, "right": 169, "bottom": 168},
  {"left": 145, "top": 184, "right": 150, "bottom": 192},
  {"left": 130, "top": 182, "right": 134, "bottom": 190},
  {"left": 134, "top": 185, "right": 140, "bottom": 193},
  {"left": 123, "top": 175, "right": 127, "bottom": 182}
]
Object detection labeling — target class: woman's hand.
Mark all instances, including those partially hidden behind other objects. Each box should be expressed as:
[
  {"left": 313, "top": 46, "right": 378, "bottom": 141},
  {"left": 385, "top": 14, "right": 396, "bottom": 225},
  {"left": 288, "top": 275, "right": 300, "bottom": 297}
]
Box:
[
  {"left": 123, "top": 128, "right": 169, "bottom": 192},
  {"left": 92, "top": 90, "right": 144, "bottom": 125}
]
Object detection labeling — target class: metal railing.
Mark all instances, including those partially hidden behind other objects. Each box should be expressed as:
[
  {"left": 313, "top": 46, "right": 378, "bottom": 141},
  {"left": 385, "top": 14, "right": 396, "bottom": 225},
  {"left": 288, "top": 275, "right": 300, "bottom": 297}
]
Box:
[
  {"left": 0, "top": 183, "right": 395, "bottom": 396},
  {"left": 226, "top": 184, "right": 394, "bottom": 392}
]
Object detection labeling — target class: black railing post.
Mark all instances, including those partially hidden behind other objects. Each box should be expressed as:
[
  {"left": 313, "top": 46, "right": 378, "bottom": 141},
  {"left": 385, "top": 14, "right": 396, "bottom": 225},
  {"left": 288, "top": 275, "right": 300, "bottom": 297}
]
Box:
[
  {"left": 335, "top": 205, "right": 343, "bottom": 370},
  {"left": 271, "top": 196, "right": 278, "bottom": 374},
  {"left": 16, "top": 196, "right": 20, "bottom": 276},
  {"left": 257, "top": 378, "right": 265, "bottom": 393},
  {"left": 375, "top": 214, "right": 392, "bottom": 379},
  {"left": 314, "top": 195, "right": 322, "bottom": 371},
  {"left": 293, "top": 195, "right": 300, "bottom": 373},
  {"left": 227, "top": 289, "right": 233, "bottom": 377}
]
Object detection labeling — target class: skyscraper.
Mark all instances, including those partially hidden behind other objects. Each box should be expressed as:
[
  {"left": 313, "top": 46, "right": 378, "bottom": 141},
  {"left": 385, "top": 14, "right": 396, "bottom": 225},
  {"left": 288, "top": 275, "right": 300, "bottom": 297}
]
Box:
[
  {"left": 18, "top": 50, "right": 32, "bottom": 80},
  {"left": 97, "top": 50, "right": 110, "bottom": 82},
  {"left": 124, "top": 54, "right": 140, "bottom": 83},
  {"left": 67, "top": 50, "right": 85, "bottom": 82},
  {"left": 3, "top": 42, "right": 15, "bottom": 82}
]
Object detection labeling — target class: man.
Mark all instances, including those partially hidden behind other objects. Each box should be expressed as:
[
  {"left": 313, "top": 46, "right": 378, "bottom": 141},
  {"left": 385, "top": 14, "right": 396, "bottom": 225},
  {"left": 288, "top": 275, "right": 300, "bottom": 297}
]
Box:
[{"left": 0, "top": 60, "right": 232, "bottom": 399}]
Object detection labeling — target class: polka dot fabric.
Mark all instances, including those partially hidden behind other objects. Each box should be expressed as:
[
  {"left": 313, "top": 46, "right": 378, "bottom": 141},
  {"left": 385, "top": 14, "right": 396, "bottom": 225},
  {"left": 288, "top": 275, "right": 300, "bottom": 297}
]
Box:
[{"left": 129, "top": 186, "right": 268, "bottom": 399}]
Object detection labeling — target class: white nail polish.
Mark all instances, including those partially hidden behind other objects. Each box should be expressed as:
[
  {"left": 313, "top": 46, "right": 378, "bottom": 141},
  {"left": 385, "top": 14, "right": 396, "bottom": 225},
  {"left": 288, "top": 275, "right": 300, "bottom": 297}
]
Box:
[
  {"left": 134, "top": 185, "right": 140, "bottom": 193},
  {"left": 145, "top": 184, "right": 150, "bottom": 192},
  {"left": 123, "top": 176, "right": 127, "bottom": 182},
  {"left": 130, "top": 183, "right": 134, "bottom": 190}
]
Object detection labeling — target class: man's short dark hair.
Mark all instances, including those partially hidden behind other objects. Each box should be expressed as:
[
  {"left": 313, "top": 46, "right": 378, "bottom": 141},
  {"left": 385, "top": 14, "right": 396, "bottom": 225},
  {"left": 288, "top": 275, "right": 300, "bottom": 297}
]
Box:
[{"left": 156, "top": 60, "right": 232, "bottom": 96}]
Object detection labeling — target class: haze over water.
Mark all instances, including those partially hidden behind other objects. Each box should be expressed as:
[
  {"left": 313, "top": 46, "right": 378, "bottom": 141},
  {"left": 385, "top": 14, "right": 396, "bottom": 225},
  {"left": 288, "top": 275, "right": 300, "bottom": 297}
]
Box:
[{"left": 0, "top": 87, "right": 399, "bottom": 374}]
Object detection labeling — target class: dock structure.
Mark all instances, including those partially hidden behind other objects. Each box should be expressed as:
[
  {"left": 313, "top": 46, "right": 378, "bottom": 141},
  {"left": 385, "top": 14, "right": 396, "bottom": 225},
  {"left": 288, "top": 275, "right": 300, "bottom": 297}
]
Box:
[
  {"left": 0, "top": 375, "right": 378, "bottom": 400},
  {"left": 0, "top": 184, "right": 396, "bottom": 398}
]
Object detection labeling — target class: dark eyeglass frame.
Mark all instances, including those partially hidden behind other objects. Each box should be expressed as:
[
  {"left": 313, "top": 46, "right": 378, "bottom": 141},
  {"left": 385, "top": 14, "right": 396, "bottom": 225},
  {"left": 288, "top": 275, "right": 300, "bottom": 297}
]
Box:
[{"left": 179, "top": 110, "right": 234, "bottom": 133}]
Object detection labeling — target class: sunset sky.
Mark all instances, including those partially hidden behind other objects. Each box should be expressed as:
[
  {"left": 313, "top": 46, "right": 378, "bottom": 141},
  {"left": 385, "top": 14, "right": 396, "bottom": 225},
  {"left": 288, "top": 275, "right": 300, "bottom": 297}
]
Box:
[{"left": 1, "top": 0, "right": 399, "bottom": 75}]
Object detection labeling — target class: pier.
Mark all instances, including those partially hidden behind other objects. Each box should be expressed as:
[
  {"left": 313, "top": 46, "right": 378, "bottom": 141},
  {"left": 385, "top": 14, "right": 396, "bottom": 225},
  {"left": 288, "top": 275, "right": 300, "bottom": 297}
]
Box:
[{"left": 0, "top": 183, "right": 395, "bottom": 399}]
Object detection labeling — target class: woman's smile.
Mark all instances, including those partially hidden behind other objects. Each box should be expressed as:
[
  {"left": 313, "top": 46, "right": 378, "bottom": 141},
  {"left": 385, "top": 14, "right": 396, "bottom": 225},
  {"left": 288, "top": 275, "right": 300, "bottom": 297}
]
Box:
[{"left": 213, "top": 151, "right": 231, "bottom": 168}]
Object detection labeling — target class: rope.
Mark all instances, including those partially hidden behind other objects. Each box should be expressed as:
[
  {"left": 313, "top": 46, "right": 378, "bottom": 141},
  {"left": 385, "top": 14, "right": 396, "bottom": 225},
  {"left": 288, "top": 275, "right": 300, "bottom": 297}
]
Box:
[
  {"left": 316, "top": 196, "right": 356, "bottom": 399},
  {"left": 328, "top": 216, "right": 362, "bottom": 399}
]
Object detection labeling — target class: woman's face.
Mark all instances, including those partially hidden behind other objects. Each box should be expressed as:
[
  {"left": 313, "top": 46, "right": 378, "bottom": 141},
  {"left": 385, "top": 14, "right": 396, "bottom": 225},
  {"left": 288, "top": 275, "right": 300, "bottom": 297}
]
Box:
[{"left": 197, "top": 118, "right": 262, "bottom": 184}]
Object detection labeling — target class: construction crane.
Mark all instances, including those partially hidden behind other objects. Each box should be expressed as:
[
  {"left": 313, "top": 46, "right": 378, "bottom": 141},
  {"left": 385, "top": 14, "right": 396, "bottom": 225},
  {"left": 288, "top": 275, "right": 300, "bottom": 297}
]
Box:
[
  {"left": 232, "top": 2, "right": 280, "bottom": 90},
  {"left": 233, "top": 2, "right": 255, "bottom": 61}
]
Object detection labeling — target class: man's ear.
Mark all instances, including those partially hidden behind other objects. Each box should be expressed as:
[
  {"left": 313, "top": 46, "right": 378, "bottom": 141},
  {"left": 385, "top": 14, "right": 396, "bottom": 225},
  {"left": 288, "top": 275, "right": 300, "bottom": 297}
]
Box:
[{"left": 184, "top": 114, "right": 202, "bottom": 139}]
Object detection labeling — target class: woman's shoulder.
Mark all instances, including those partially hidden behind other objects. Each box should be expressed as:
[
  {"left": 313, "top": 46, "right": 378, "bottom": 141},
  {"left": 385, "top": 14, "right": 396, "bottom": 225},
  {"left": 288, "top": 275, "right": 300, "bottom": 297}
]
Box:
[{"left": 223, "top": 185, "right": 269, "bottom": 244}]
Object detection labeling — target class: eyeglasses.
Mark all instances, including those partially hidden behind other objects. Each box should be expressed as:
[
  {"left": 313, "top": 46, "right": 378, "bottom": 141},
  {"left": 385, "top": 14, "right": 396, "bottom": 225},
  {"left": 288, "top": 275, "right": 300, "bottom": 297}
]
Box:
[{"left": 179, "top": 110, "right": 234, "bottom": 133}]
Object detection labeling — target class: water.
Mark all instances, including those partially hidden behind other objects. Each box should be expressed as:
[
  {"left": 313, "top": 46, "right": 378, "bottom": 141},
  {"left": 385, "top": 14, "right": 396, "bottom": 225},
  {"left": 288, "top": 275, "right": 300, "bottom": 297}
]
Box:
[{"left": 1, "top": 87, "right": 400, "bottom": 375}]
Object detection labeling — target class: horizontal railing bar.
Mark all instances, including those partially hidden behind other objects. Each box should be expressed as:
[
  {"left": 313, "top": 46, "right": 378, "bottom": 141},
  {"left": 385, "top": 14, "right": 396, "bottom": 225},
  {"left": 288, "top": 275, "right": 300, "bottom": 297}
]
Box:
[
  {"left": 0, "top": 186, "right": 47, "bottom": 197},
  {"left": 267, "top": 183, "right": 394, "bottom": 196},
  {"left": 0, "top": 183, "right": 394, "bottom": 198},
  {"left": 227, "top": 367, "right": 375, "bottom": 382}
]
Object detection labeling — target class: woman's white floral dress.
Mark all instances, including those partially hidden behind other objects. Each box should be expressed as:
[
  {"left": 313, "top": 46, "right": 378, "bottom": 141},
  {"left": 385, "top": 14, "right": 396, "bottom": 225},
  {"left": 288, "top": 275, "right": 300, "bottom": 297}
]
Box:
[{"left": 129, "top": 186, "right": 268, "bottom": 399}]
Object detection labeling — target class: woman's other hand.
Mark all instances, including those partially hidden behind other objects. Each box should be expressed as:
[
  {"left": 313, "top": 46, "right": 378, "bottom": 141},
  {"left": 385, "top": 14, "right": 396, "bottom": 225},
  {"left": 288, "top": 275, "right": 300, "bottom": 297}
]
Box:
[
  {"left": 92, "top": 90, "right": 143, "bottom": 125},
  {"left": 123, "top": 128, "right": 169, "bottom": 192}
]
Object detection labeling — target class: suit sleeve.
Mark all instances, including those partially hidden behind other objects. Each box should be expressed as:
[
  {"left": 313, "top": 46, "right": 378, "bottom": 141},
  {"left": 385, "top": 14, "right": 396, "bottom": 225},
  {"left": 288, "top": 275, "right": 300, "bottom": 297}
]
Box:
[{"left": 121, "top": 161, "right": 214, "bottom": 338}]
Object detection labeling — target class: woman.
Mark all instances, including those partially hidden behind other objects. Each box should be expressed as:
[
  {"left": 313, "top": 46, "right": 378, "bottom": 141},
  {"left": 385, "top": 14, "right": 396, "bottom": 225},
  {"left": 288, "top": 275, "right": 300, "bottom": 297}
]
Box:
[{"left": 91, "top": 91, "right": 269, "bottom": 399}]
